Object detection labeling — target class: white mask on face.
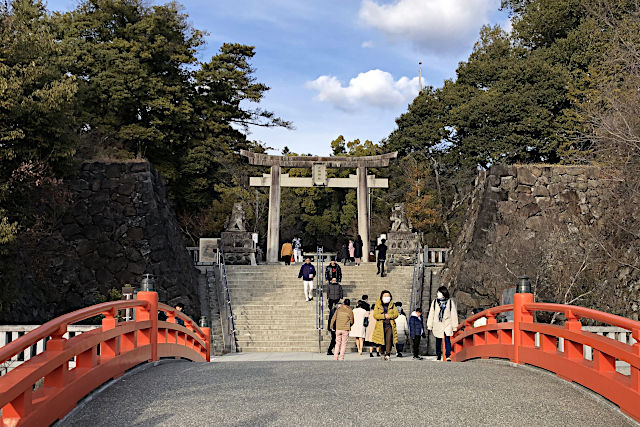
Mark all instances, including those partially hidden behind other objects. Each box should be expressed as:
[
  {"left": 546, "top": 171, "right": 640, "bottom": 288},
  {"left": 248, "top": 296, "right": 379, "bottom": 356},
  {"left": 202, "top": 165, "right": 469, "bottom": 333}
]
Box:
[
  {"left": 382, "top": 296, "right": 391, "bottom": 304},
  {"left": 437, "top": 292, "right": 444, "bottom": 300}
]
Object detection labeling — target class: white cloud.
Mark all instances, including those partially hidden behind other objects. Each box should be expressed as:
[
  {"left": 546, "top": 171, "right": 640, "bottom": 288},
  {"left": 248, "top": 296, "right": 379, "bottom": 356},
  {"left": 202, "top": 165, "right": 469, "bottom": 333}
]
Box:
[
  {"left": 361, "top": 40, "right": 374, "bottom": 48},
  {"left": 306, "top": 69, "right": 420, "bottom": 112},
  {"left": 359, "top": 0, "right": 498, "bottom": 54},
  {"left": 502, "top": 16, "right": 513, "bottom": 34}
]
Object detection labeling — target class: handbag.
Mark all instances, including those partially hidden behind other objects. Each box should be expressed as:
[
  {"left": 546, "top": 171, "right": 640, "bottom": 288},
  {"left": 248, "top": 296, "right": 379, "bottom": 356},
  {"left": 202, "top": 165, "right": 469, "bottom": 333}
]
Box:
[{"left": 363, "top": 317, "right": 369, "bottom": 327}]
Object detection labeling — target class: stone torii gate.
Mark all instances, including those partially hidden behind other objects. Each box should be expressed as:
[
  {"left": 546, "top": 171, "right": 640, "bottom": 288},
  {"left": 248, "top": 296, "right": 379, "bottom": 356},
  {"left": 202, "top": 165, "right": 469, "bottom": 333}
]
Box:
[{"left": 240, "top": 150, "right": 397, "bottom": 264}]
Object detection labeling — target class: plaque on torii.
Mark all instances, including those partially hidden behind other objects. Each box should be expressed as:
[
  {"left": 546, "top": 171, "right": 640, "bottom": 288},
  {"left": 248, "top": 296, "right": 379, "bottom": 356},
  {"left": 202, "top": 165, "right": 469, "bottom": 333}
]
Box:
[{"left": 240, "top": 150, "right": 398, "bottom": 264}]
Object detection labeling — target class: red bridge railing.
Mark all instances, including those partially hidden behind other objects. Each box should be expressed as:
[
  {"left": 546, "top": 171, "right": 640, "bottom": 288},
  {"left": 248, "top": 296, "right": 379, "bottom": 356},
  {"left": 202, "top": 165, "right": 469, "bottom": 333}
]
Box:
[
  {"left": 452, "top": 291, "right": 640, "bottom": 422},
  {"left": 0, "top": 291, "right": 210, "bottom": 426}
]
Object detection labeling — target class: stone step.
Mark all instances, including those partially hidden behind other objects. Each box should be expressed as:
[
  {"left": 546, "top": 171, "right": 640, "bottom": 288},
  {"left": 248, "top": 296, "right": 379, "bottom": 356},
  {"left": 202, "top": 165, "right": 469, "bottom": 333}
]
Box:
[
  {"left": 228, "top": 292, "right": 412, "bottom": 300},
  {"left": 234, "top": 346, "right": 324, "bottom": 352},
  {"left": 227, "top": 274, "right": 411, "bottom": 285}
]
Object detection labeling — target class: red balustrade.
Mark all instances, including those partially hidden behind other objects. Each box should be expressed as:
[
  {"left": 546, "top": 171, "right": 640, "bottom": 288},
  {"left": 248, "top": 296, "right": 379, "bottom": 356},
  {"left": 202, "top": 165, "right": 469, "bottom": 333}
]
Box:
[
  {"left": 451, "top": 292, "right": 640, "bottom": 421},
  {"left": 0, "top": 292, "right": 210, "bottom": 427}
]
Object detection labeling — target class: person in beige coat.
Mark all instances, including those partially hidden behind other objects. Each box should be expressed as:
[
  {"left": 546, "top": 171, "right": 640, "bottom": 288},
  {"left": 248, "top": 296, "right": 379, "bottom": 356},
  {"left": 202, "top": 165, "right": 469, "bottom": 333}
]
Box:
[
  {"left": 330, "top": 299, "right": 354, "bottom": 361},
  {"left": 427, "top": 286, "right": 458, "bottom": 361}
]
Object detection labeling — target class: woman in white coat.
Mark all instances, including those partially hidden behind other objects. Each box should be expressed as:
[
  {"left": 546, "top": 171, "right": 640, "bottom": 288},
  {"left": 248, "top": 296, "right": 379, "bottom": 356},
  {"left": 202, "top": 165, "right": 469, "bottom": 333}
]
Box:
[
  {"left": 427, "top": 286, "right": 459, "bottom": 361},
  {"left": 394, "top": 304, "right": 409, "bottom": 357},
  {"left": 350, "top": 300, "right": 368, "bottom": 355}
]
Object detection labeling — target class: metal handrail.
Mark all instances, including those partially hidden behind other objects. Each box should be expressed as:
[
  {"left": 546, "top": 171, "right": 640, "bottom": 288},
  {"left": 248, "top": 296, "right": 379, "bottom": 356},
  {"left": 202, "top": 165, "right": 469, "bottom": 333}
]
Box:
[
  {"left": 218, "top": 249, "right": 238, "bottom": 353},
  {"left": 315, "top": 246, "right": 325, "bottom": 353}
]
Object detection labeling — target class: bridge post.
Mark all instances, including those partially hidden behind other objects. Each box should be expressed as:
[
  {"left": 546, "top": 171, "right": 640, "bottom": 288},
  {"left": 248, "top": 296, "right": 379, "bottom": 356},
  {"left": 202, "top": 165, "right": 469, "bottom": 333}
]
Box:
[
  {"left": 513, "top": 277, "right": 534, "bottom": 364},
  {"left": 137, "top": 291, "right": 159, "bottom": 362},
  {"left": 44, "top": 327, "right": 68, "bottom": 388},
  {"left": 201, "top": 327, "right": 211, "bottom": 362},
  {"left": 632, "top": 329, "right": 640, "bottom": 392}
]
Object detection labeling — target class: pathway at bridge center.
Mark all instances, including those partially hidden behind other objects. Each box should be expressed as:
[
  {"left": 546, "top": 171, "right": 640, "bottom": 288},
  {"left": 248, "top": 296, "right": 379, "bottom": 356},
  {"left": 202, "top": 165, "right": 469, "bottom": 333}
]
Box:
[
  {"left": 211, "top": 352, "right": 439, "bottom": 362},
  {"left": 60, "top": 358, "right": 635, "bottom": 426}
]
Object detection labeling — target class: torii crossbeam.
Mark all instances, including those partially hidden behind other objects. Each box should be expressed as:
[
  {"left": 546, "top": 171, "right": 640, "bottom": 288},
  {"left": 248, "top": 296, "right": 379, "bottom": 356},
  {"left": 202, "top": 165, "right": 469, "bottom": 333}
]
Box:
[{"left": 240, "top": 150, "right": 397, "bottom": 264}]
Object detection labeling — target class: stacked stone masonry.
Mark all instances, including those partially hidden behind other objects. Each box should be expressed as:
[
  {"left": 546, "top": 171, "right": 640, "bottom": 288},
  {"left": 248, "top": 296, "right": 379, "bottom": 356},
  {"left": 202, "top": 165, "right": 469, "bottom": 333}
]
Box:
[
  {"left": 443, "top": 164, "right": 612, "bottom": 316},
  {"left": 6, "top": 161, "right": 201, "bottom": 323}
]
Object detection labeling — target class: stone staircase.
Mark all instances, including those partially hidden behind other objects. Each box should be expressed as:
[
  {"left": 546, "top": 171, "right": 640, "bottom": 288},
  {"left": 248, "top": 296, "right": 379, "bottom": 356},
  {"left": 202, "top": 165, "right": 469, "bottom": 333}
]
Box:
[{"left": 225, "top": 263, "right": 414, "bottom": 352}]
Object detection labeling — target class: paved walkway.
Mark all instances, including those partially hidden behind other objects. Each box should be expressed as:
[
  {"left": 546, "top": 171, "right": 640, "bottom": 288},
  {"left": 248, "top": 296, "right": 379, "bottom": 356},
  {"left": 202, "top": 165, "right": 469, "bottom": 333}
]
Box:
[
  {"left": 60, "top": 357, "right": 636, "bottom": 426},
  {"left": 212, "top": 351, "right": 439, "bottom": 362}
]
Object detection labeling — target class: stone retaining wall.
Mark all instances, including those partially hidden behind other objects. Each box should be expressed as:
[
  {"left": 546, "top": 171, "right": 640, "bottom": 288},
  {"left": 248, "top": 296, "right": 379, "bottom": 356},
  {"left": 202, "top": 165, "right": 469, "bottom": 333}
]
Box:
[
  {"left": 5, "top": 161, "right": 201, "bottom": 323},
  {"left": 442, "top": 164, "right": 613, "bottom": 316}
]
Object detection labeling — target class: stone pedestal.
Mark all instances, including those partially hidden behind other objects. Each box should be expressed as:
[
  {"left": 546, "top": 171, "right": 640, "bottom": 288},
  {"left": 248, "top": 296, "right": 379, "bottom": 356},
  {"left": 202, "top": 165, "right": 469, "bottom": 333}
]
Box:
[
  {"left": 386, "top": 231, "right": 421, "bottom": 265},
  {"left": 199, "top": 238, "right": 220, "bottom": 263},
  {"left": 221, "top": 231, "right": 256, "bottom": 265}
]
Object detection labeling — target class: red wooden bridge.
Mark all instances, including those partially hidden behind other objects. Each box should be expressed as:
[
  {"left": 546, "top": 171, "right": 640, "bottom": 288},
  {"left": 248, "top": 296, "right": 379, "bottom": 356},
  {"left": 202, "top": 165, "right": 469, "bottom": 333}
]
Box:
[
  {"left": 1, "top": 289, "right": 639, "bottom": 425},
  {"left": 0, "top": 291, "right": 209, "bottom": 426}
]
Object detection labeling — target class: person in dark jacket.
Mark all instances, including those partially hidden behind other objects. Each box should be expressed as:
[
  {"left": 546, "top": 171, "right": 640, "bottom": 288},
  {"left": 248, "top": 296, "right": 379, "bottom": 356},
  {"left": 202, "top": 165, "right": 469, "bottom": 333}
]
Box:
[
  {"left": 175, "top": 303, "right": 185, "bottom": 326},
  {"left": 376, "top": 238, "right": 388, "bottom": 276},
  {"left": 325, "top": 259, "right": 342, "bottom": 283},
  {"left": 326, "top": 278, "right": 343, "bottom": 310},
  {"left": 361, "top": 294, "right": 370, "bottom": 311},
  {"left": 353, "top": 235, "right": 363, "bottom": 265},
  {"left": 327, "top": 302, "right": 340, "bottom": 355},
  {"left": 409, "top": 307, "right": 426, "bottom": 360},
  {"left": 298, "top": 257, "right": 316, "bottom": 301},
  {"left": 337, "top": 244, "right": 348, "bottom": 265}
]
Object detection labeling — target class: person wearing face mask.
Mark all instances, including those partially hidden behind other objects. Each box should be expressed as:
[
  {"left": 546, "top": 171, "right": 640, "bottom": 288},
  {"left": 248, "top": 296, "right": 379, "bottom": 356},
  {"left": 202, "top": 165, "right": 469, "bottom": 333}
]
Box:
[
  {"left": 371, "top": 290, "right": 399, "bottom": 361},
  {"left": 427, "top": 286, "right": 459, "bottom": 361}
]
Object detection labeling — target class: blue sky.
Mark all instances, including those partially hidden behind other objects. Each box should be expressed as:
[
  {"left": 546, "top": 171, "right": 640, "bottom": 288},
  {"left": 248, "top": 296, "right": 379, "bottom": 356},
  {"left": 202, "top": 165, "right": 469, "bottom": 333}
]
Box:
[{"left": 45, "top": 0, "right": 510, "bottom": 155}]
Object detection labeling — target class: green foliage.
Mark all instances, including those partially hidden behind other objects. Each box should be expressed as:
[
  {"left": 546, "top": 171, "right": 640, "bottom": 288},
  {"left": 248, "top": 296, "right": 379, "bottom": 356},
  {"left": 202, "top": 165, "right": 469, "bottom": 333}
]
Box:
[
  {"left": 384, "top": 0, "right": 627, "bottom": 244},
  {"left": 0, "top": 0, "right": 289, "bottom": 248},
  {"left": 0, "top": 0, "right": 78, "bottom": 184}
]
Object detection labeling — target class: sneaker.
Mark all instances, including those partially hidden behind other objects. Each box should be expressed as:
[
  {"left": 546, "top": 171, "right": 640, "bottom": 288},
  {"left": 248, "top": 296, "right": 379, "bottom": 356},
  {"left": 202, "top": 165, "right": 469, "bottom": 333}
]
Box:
[
  {"left": 376, "top": 271, "right": 380, "bottom": 275},
  {"left": 369, "top": 353, "right": 374, "bottom": 358},
  {"left": 327, "top": 351, "right": 334, "bottom": 356},
  {"left": 446, "top": 357, "right": 452, "bottom": 362},
  {"left": 413, "top": 356, "right": 424, "bottom": 360},
  {"left": 397, "top": 353, "right": 403, "bottom": 358},
  {"left": 376, "top": 352, "right": 381, "bottom": 357}
]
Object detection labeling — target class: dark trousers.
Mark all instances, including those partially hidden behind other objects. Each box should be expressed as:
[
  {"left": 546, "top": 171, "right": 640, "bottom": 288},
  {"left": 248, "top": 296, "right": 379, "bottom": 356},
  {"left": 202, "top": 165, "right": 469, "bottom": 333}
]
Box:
[
  {"left": 328, "top": 330, "right": 336, "bottom": 353},
  {"left": 383, "top": 325, "right": 393, "bottom": 356},
  {"left": 328, "top": 299, "right": 339, "bottom": 310},
  {"left": 436, "top": 336, "right": 452, "bottom": 360},
  {"left": 396, "top": 343, "right": 405, "bottom": 353},
  {"left": 412, "top": 335, "right": 421, "bottom": 357},
  {"left": 377, "top": 259, "right": 385, "bottom": 275},
  {"left": 282, "top": 255, "right": 291, "bottom": 265}
]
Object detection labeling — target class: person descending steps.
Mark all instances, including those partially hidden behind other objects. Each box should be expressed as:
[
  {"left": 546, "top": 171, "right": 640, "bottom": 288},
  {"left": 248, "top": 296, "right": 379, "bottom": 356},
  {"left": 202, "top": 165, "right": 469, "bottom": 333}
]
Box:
[{"left": 297, "top": 257, "right": 316, "bottom": 301}]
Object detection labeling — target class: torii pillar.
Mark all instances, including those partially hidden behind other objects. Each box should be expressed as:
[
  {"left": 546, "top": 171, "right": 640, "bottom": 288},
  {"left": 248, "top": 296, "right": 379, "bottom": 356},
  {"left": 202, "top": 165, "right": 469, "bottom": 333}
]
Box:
[
  {"left": 356, "top": 166, "right": 370, "bottom": 262},
  {"left": 241, "top": 150, "right": 397, "bottom": 264},
  {"left": 267, "top": 165, "right": 281, "bottom": 264}
]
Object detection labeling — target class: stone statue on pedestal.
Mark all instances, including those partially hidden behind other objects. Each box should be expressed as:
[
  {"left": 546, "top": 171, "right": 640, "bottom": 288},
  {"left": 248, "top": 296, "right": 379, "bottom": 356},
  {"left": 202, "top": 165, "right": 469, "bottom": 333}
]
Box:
[
  {"left": 225, "top": 202, "right": 246, "bottom": 232},
  {"left": 221, "top": 202, "right": 257, "bottom": 265},
  {"left": 386, "top": 203, "right": 421, "bottom": 265},
  {"left": 390, "top": 203, "right": 412, "bottom": 232}
]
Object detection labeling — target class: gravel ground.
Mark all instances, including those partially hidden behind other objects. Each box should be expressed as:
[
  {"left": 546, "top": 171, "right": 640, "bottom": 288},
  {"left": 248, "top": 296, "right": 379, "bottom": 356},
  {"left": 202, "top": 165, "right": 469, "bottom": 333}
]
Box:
[{"left": 60, "top": 358, "right": 636, "bottom": 426}]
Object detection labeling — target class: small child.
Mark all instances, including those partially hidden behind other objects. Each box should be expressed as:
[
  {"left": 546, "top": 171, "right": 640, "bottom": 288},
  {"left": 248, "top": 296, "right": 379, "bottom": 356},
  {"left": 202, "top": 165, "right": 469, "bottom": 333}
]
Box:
[{"left": 409, "top": 308, "right": 426, "bottom": 360}]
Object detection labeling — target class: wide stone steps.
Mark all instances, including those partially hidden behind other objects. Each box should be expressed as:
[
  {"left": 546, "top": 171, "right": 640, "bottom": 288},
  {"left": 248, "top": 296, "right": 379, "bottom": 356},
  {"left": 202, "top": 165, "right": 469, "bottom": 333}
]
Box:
[{"left": 225, "top": 264, "right": 414, "bottom": 353}]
